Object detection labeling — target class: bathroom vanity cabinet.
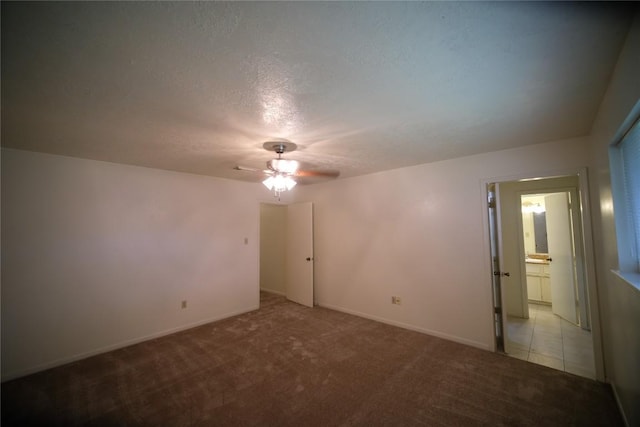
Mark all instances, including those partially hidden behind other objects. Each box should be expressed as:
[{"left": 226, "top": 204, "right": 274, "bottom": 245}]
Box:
[{"left": 526, "top": 261, "right": 551, "bottom": 303}]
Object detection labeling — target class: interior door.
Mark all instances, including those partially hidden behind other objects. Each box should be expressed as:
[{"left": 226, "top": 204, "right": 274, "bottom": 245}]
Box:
[
  {"left": 497, "top": 182, "right": 527, "bottom": 318},
  {"left": 285, "top": 202, "right": 314, "bottom": 307},
  {"left": 488, "top": 184, "right": 508, "bottom": 353},
  {"left": 545, "top": 192, "right": 578, "bottom": 324}
]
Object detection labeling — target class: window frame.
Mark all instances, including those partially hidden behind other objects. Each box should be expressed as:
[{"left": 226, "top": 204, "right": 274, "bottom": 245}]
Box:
[{"left": 609, "top": 99, "right": 640, "bottom": 286}]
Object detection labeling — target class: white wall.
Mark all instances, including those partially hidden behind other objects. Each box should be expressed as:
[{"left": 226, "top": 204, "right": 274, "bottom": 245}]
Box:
[
  {"left": 1, "top": 148, "right": 264, "bottom": 380},
  {"left": 260, "top": 203, "right": 286, "bottom": 295},
  {"left": 298, "top": 136, "right": 590, "bottom": 351},
  {"left": 588, "top": 12, "right": 640, "bottom": 426}
]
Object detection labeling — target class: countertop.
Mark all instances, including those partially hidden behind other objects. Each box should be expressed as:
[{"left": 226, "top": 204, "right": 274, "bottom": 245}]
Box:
[{"left": 526, "top": 258, "right": 549, "bottom": 264}]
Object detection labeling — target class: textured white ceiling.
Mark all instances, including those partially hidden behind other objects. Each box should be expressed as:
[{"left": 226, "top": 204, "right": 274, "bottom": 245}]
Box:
[{"left": 1, "top": 2, "right": 633, "bottom": 183}]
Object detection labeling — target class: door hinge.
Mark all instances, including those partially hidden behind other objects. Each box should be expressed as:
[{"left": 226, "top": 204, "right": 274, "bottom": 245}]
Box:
[
  {"left": 494, "top": 307, "right": 502, "bottom": 315},
  {"left": 493, "top": 271, "right": 511, "bottom": 277}
]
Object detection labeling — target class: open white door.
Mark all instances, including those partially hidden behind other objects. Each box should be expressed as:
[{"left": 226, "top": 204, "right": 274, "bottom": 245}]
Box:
[
  {"left": 285, "top": 202, "right": 314, "bottom": 307},
  {"left": 546, "top": 193, "right": 578, "bottom": 324}
]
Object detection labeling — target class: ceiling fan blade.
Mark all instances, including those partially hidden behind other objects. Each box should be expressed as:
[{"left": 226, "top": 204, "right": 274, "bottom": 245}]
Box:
[
  {"left": 294, "top": 169, "right": 340, "bottom": 178},
  {"left": 233, "top": 165, "right": 273, "bottom": 175}
]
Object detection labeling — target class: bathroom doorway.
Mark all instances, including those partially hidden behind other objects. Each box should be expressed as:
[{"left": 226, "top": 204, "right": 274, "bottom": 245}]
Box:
[
  {"left": 520, "top": 191, "right": 588, "bottom": 327},
  {"left": 487, "top": 173, "right": 600, "bottom": 380}
]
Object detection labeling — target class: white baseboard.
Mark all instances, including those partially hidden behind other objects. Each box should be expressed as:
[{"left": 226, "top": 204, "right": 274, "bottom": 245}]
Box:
[
  {"left": 611, "top": 381, "right": 630, "bottom": 427},
  {"left": 317, "top": 302, "right": 491, "bottom": 352},
  {"left": 1, "top": 305, "right": 259, "bottom": 382}
]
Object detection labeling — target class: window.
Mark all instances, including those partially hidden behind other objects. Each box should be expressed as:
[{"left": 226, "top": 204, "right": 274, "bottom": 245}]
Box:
[{"left": 610, "top": 102, "right": 640, "bottom": 277}]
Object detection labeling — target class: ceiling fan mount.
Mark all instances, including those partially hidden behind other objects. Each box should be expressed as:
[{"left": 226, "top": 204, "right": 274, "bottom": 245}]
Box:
[{"left": 263, "top": 140, "right": 297, "bottom": 156}]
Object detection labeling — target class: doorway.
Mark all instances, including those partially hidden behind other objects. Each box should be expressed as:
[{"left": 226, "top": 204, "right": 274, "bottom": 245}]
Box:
[
  {"left": 260, "top": 203, "right": 287, "bottom": 297},
  {"left": 487, "top": 174, "right": 600, "bottom": 380},
  {"left": 520, "top": 191, "right": 587, "bottom": 327},
  {"left": 259, "top": 202, "right": 315, "bottom": 307}
]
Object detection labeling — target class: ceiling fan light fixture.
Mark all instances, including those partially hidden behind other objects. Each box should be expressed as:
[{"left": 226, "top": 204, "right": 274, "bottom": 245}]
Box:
[
  {"left": 284, "top": 176, "right": 297, "bottom": 191},
  {"left": 262, "top": 173, "right": 297, "bottom": 199},
  {"left": 234, "top": 139, "right": 335, "bottom": 199},
  {"left": 268, "top": 158, "right": 300, "bottom": 174}
]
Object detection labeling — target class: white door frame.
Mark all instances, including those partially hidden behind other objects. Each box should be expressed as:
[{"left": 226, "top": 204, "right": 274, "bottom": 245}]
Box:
[
  {"left": 488, "top": 183, "right": 509, "bottom": 353},
  {"left": 481, "top": 168, "right": 604, "bottom": 381}
]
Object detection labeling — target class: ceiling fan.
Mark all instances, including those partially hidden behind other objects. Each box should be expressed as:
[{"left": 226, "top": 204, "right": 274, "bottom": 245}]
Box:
[{"left": 234, "top": 140, "right": 339, "bottom": 199}]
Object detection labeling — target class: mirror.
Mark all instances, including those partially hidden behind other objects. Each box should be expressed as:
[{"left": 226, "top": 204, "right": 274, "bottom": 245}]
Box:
[
  {"left": 522, "top": 195, "right": 549, "bottom": 256},
  {"left": 533, "top": 212, "right": 548, "bottom": 253}
]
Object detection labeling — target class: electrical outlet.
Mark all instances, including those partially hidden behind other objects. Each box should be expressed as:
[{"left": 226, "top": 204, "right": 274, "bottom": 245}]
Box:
[{"left": 181, "top": 300, "right": 187, "bottom": 309}]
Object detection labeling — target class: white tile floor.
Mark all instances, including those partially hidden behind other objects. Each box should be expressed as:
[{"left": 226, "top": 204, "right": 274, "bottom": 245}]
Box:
[{"left": 506, "top": 303, "right": 595, "bottom": 379}]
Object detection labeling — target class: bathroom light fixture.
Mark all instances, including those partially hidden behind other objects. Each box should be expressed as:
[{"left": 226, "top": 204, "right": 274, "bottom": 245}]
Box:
[
  {"left": 263, "top": 173, "right": 297, "bottom": 200},
  {"left": 522, "top": 201, "right": 545, "bottom": 214}
]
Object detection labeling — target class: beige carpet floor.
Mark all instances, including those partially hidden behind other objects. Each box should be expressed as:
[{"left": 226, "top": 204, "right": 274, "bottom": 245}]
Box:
[{"left": 2, "top": 292, "right": 622, "bottom": 426}]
